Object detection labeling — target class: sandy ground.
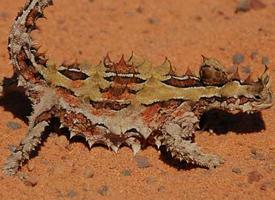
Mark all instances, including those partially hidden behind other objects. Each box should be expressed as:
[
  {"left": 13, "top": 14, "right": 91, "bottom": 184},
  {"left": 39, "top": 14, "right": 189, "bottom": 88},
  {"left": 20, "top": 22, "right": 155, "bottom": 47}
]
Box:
[{"left": 0, "top": 0, "right": 275, "bottom": 199}]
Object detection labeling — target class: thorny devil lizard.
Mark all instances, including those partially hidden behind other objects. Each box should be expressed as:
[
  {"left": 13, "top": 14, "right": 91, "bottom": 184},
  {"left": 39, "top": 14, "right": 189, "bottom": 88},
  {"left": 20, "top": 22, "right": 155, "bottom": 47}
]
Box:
[{"left": 2, "top": 0, "right": 273, "bottom": 176}]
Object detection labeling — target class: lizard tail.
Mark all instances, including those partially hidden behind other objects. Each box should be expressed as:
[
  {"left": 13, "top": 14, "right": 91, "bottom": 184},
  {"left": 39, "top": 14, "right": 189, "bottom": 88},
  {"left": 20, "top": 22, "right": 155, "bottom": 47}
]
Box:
[{"left": 8, "top": 0, "right": 53, "bottom": 84}]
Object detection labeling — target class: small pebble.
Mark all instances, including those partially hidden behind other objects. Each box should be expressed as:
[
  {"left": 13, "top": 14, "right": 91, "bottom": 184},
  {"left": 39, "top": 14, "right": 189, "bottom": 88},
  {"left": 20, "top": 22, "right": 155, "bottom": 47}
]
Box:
[
  {"left": 6, "top": 121, "right": 22, "bottom": 130},
  {"left": 251, "top": 148, "right": 257, "bottom": 155},
  {"left": 232, "top": 167, "right": 242, "bottom": 174},
  {"left": 251, "top": 148, "right": 265, "bottom": 161},
  {"left": 232, "top": 53, "right": 245, "bottom": 65},
  {"left": 194, "top": 16, "right": 202, "bottom": 21},
  {"left": 24, "top": 177, "right": 38, "bottom": 187},
  {"left": 67, "top": 190, "right": 77, "bottom": 198},
  {"left": 148, "top": 17, "right": 160, "bottom": 25},
  {"left": 247, "top": 170, "right": 263, "bottom": 184},
  {"left": 83, "top": 168, "right": 94, "bottom": 178},
  {"left": 121, "top": 169, "right": 132, "bottom": 176},
  {"left": 236, "top": 0, "right": 251, "bottom": 12},
  {"left": 260, "top": 181, "right": 275, "bottom": 191},
  {"left": 134, "top": 155, "right": 151, "bottom": 168},
  {"left": 136, "top": 6, "right": 144, "bottom": 13},
  {"left": 235, "top": 0, "right": 266, "bottom": 13},
  {"left": 19, "top": 173, "right": 38, "bottom": 187},
  {"left": 97, "top": 185, "right": 109, "bottom": 196},
  {"left": 157, "top": 186, "right": 165, "bottom": 192}
]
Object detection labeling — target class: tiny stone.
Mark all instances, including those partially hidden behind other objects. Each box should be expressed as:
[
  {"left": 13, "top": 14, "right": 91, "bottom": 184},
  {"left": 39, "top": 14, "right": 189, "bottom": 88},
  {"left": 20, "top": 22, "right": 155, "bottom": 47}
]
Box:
[
  {"left": 148, "top": 17, "right": 160, "bottom": 25},
  {"left": 67, "top": 190, "right": 77, "bottom": 198},
  {"left": 97, "top": 185, "right": 109, "bottom": 196},
  {"left": 236, "top": 0, "right": 251, "bottom": 12},
  {"left": 157, "top": 186, "right": 165, "bottom": 192},
  {"left": 261, "top": 56, "right": 269, "bottom": 65},
  {"left": 121, "top": 169, "right": 132, "bottom": 176},
  {"left": 232, "top": 167, "right": 242, "bottom": 174},
  {"left": 235, "top": 0, "right": 266, "bottom": 13},
  {"left": 136, "top": 6, "right": 143, "bottom": 13},
  {"left": 83, "top": 169, "right": 94, "bottom": 178},
  {"left": 19, "top": 173, "right": 38, "bottom": 187},
  {"left": 194, "top": 16, "right": 202, "bottom": 21},
  {"left": 250, "top": 148, "right": 265, "bottom": 161},
  {"left": 260, "top": 181, "right": 275, "bottom": 191},
  {"left": 6, "top": 121, "right": 22, "bottom": 130},
  {"left": 247, "top": 170, "right": 263, "bottom": 184},
  {"left": 24, "top": 177, "right": 38, "bottom": 187},
  {"left": 134, "top": 155, "right": 151, "bottom": 168},
  {"left": 232, "top": 53, "right": 245, "bottom": 65},
  {"left": 251, "top": 148, "right": 257, "bottom": 155}
]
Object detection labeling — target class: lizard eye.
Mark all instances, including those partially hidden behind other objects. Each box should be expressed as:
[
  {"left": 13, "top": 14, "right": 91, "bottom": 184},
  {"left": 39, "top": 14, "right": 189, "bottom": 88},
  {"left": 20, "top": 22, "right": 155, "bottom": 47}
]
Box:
[{"left": 254, "top": 95, "right": 261, "bottom": 101}]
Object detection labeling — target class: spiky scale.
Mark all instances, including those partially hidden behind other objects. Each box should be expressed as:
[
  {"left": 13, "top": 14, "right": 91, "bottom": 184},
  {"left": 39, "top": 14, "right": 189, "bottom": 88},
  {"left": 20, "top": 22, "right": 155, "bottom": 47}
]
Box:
[
  {"left": 243, "top": 74, "right": 253, "bottom": 85},
  {"left": 87, "top": 140, "right": 95, "bottom": 148},
  {"left": 231, "top": 66, "right": 241, "bottom": 81}
]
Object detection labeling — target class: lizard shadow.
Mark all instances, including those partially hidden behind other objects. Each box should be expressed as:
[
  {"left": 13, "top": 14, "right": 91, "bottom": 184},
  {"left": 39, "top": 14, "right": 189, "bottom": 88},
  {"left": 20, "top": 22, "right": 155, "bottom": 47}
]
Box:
[
  {"left": 0, "top": 76, "right": 32, "bottom": 123},
  {"left": 199, "top": 109, "right": 265, "bottom": 134}
]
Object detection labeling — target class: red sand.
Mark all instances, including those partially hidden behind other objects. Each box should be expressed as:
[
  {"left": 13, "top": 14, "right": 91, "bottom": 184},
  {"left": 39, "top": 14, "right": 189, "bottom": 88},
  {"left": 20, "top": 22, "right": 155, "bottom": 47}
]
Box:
[{"left": 0, "top": 0, "right": 275, "bottom": 199}]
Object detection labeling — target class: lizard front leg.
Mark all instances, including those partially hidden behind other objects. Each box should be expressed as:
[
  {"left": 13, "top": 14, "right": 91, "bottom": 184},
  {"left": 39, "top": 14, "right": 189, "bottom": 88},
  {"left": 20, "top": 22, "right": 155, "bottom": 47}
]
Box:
[
  {"left": 3, "top": 121, "right": 49, "bottom": 175},
  {"left": 157, "top": 112, "right": 223, "bottom": 168},
  {"left": 3, "top": 89, "right": 57, "bottom": 175}
]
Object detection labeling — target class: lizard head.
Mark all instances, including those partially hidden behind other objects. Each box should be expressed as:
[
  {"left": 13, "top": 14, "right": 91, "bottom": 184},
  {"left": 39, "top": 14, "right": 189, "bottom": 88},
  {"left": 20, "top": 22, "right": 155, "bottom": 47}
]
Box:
[
  {"left": 241, "top": 66, "right": 273, "bottom": 112},
  {"left": 199, "top": 57, "right": 272, "bottom": 114}
]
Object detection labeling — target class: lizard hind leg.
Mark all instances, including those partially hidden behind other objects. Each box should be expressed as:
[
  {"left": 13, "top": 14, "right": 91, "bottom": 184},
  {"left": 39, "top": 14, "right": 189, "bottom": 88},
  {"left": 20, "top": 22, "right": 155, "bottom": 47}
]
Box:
[
  {"left": 159, "top": 113, "right": 223, "bottom": 169},
  {"left": 3, "top": 90, "right": 57, "bottom": 176}
]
